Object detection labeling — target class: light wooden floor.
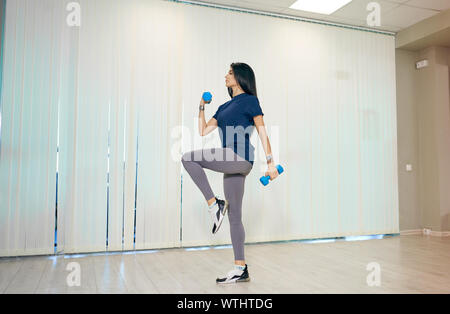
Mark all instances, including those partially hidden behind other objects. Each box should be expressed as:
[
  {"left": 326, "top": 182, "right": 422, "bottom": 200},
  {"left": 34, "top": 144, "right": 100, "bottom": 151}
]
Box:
[{"left": 0, "top": 235, "right": 449, "bottom": 294}]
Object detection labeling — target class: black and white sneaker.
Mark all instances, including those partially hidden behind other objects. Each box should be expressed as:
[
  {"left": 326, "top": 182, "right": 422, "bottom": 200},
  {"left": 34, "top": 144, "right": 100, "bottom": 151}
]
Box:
[
  {"left": 216, "top": 265, "right": 250, "bottom": 284},
  {"left": 208, "top": 197, "right": 228, "bottom": 234}
]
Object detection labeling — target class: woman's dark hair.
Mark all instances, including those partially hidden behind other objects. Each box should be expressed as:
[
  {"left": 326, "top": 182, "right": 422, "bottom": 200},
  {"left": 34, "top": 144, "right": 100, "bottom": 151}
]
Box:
[{"left": 228, "top": 63, "right": 258, "bottom": 98}]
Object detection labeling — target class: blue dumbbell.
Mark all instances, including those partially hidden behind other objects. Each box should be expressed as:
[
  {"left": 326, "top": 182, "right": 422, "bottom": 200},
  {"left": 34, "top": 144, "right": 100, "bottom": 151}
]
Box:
[
  {"left": 202, "top": 92, "right": 212, "bottom": 104},
  {"left": 260, "top": 165, "right": 284, "bottom": 186}
]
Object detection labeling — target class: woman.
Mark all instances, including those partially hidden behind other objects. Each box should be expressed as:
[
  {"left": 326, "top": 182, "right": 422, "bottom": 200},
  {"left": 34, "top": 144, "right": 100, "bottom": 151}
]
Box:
[{"left": 181, "top": 62, "right": 279, "bottom": 284}]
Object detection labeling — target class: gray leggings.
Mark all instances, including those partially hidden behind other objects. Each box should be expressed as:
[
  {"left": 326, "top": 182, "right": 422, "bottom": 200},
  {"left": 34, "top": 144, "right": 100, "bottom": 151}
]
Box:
[{"left": 181, "top": 147, "right": 252, "bottom": 261}]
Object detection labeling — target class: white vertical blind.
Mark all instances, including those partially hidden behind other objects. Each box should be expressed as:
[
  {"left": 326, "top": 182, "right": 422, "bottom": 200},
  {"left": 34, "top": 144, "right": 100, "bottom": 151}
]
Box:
[
  {"left": 0, "top": 0, "right": 60, "bottom": 256},
  {"left": 179, "top": 3, "right": 399, "bottom": 246},
  {"left": 58, "top": 0, "right": 183, "bottom": 253},
  {"left": 56, "top": 0, "right": 81, "bottom": 255},
  {"left": 58, "top": 0, "right": 111, "bottom": 253},
  {"left": 0, "top": 0, "right": 398, "bottom": 257},
  {"left": 132, "top": 0, "right": 182, "bottom": 250}
]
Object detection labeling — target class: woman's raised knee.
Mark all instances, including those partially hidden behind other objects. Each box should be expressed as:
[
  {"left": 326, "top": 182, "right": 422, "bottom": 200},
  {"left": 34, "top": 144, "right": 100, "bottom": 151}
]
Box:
[{"left": 181, "top": 151, "right": 193, "bottom": 163}]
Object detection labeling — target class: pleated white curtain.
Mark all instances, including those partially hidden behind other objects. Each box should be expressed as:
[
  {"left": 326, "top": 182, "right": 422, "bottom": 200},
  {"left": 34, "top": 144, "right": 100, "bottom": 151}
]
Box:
[
  {"left": 56, "top": 0, "right": 183, "bottom": 253},
  {"left": 0, "top": 0, "right": 398, "bottom": 257},
  {"left": 179, "top": 3, "right": 399, "bottom": 245},
  {"left": 0, "top": 0, "right": 183, "bottom": 256},
  {"left": 0, "top": 0, "right": 60, "bottom": 256}
]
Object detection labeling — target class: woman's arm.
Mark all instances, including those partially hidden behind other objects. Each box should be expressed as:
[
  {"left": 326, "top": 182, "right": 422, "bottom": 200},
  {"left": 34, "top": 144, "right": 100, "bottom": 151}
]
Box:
[
  {"left": 254, "top": 115, "right": 279, "bottom": 180},
  {"left": 198, "top": 97, "right": 218, "bottom": 137}
]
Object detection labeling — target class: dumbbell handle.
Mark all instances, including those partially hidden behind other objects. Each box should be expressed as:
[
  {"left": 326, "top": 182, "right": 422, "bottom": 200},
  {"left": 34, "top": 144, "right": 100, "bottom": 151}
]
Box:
[{"left": 260, "top": 165, "right": 284, "bottom": 186}]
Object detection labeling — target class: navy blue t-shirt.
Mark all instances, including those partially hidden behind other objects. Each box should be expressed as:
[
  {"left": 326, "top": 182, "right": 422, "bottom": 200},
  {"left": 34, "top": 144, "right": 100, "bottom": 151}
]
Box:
[{"left": 213, "top": 93, "right": 264, "bottom": 165}]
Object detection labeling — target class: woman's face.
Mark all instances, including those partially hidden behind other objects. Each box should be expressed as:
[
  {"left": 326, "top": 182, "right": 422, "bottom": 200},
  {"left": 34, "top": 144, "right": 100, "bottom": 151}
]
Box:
[{"left": 225, "top": 68, "right": 238, "bottom": 88}]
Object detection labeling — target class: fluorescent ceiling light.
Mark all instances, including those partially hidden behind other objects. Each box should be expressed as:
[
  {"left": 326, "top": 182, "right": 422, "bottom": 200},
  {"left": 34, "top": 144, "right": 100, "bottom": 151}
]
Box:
[{"left": 290, "top": 0, "right": 353, "bottom": 15}]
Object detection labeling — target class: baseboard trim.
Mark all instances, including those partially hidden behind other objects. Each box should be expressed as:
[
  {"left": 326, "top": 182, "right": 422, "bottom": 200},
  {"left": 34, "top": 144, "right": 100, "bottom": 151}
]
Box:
[
  {"left": 427, "top": 230, "right": 450, "bottom": 237},
  {"left": 400, "top": 229, "right": 450, "bottom": 237},
  {"left": 400, "top": 229, "right": 423, "bottom": 235}
]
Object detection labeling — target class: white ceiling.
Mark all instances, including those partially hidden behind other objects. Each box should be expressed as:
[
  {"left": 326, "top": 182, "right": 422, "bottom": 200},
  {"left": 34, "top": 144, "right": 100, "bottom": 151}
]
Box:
[{"left": 196, "top": 0, "right": 450, "bottom": 33}]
